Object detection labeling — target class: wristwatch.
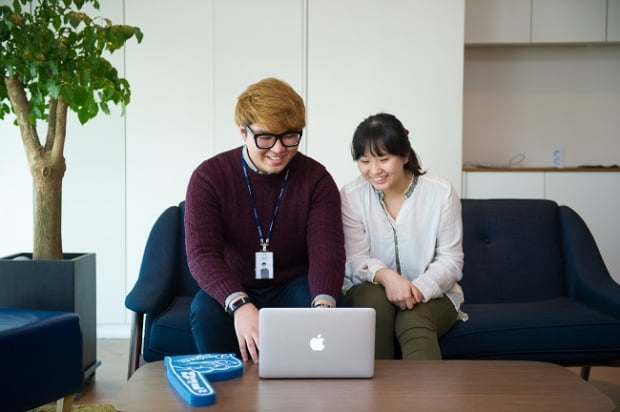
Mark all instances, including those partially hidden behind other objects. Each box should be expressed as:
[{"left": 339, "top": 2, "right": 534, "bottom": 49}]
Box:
[
  {"left": 225, "top": 296, "right": 250, "bottom": 316},
  {"left": 313, "top": 303, "right": 333, "bottom": 308}
]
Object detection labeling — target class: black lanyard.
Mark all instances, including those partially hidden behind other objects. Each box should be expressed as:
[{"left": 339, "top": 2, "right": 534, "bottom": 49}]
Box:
[{"left": 241, "top": 159, "right": 290, "bottom": 251}]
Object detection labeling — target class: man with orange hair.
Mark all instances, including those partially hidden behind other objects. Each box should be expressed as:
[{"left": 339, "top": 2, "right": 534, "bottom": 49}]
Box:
[{"left": 185, "top": 78, "right": 345, "bottom": 363}]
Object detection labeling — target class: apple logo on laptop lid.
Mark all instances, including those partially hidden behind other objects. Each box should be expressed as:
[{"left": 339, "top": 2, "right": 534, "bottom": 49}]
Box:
[{"left": 309, "top": 333, "right": 325, "bottom": 351}]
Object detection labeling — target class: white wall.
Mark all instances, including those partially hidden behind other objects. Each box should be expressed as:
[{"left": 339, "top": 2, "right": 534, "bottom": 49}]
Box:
[
  {"left": 0, "top": 0, "right": 465, "bottom": 337},
  {"left": 308, "top": 0, "right": 464, "bottom": 188}
]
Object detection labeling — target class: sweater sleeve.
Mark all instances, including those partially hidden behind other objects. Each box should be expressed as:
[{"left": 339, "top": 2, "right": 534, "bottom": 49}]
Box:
[
  {"left": 184, "top": 157, "right": 245, "bottom": 307},
  {"left": 305, "top": 168, "right": 346, "bottom": 302}
]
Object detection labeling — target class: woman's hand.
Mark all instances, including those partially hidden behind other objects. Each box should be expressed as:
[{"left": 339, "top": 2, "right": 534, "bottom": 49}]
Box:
[
  {"left": 233, "top": 303, "right": 260, "bottom": 363},
  {"left": 375, "top": 268, "right": 423, "bottom": 310}
]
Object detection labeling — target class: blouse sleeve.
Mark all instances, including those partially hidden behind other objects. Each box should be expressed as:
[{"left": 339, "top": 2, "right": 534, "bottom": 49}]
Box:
[
  {"left": 341, "top": 184, "right": 387, "bottom": 287},
  {"left": 411, "top": 183, "right": 464, "bottom": 302}
]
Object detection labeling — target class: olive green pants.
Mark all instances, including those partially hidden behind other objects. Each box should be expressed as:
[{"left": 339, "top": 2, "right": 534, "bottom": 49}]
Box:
[{"left": 344, "top": 282, "right": 458, "bottom": 360}]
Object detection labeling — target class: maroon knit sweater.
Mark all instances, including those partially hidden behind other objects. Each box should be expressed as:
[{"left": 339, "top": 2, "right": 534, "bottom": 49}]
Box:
[{"left": 184, "top": 146, "right": 345, "bottom": 307}]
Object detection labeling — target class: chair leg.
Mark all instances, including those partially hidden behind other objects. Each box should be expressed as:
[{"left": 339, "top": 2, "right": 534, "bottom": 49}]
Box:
[
  {"left": 56, "top": 393, "right": 75, "bottom": 412},
  {"left": 127, "top": 311, "right": 145, "bottom": 380},
  {"left": 580, "top": 366, "right": 591, "bottom": 381}
]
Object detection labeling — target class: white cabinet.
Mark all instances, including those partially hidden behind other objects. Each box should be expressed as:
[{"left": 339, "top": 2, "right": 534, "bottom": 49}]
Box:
[
  {"left": 465, "top": 0, "right": 614, "bottom": 44},
  {"left": 532, "top": 0, "right": 607, "bottom": 43},
  {"left": 609, "top": 0, "right": 620, "bottom": 41},
  {"left": 463, "top": 171, "right": 620, "bottom": 284},
  {"left": 465, "top": 0, "right": 531, "bottom": 44}
]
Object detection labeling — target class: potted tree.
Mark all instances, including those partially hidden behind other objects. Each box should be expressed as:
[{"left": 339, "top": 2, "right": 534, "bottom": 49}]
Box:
[{"left": 0, "top": 0, "right": 142, "bottom": 378}]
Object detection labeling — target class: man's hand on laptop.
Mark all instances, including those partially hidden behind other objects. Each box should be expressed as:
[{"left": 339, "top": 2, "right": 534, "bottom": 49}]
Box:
[{"left": 233, "top": 303, "right": 260, "bottom": 363}]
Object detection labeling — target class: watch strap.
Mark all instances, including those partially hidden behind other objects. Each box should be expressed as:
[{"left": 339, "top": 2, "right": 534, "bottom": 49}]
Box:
[{"left": 225, "top": 296, "right": 250, "bottom": 316}]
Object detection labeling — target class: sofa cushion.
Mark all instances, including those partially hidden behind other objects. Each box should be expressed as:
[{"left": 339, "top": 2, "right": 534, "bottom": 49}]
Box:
[
  {"left": 0, "top": 308, "right": 83, "bottom": 411},
  {"left": 461, "top": 199, "right": 566, "bottom": 303},
  {"left": 440, "top": 297, "right": 620, "bottom": 362},
  {"left": 144, "top": 297, "right": 197, "bottom": 361}
]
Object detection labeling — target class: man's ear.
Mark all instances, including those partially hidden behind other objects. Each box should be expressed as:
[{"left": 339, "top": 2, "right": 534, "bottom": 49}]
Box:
[{"left": 238, "top": 124, "right": 248, "bottom": 141}]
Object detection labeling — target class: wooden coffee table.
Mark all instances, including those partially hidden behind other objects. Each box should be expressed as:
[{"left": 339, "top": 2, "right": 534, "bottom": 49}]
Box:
[{"left": 115, "top": 360, "right": 614, "bottom": 411}]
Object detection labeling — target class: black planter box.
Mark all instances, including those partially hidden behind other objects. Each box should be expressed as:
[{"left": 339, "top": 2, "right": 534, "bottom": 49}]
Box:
[{"left": 0, "top": 252, "right": 99, "bottom": 379}]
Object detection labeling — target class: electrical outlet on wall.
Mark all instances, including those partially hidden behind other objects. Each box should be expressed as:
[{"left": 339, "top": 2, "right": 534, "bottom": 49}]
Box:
[{"left": 551, "top": 147, "right": 565, "bottom": 168}]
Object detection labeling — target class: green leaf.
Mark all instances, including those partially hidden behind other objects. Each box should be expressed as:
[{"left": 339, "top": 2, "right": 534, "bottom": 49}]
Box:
[
  {"left": 10, "top": 2, "right": 21, "bottom": 14},
  {"left": 47, "top": 81, "right": 61, "bottom": 98},
  {"left": 51, "top": 13, "right": 61, "bottom": 30},
  {"left": 0, "top": 102, "right": 12, "bottom": 119},
  {"left": 73, "top": 87, "right": 89, "bottom": 106},
  {"left": 67, "top": 12, "right": 81, "bottom": 29},
  {"left": 0, "top": 17, "right": 9, "bottom": 42},
  {"left": 31, "top": 106, "right": 43, "bottom": 120},
  {"left": 77, "top": 105, "right": 90, "bottom": 124},
  {"left": 31, "top": 88, "right": 44, "bottom": 106},
  {"left": 80, "top": 70, "right": 91, "bottom": 87},
  {"left": 87, "top": 100, "right": 98, "bottom": 117},
  {"left": 99, "top": 100, "right": 110, "bottom": 115},
  {"left": 48, "top": 61, "right": 59, "bottom": 76},
  {"left": 28, "top": 62, "right": 38, "bottom": 78},
  {"left": 61, "top": 87, "right": 74, "bottom": 103},
  {"left": 102, "top": 85, "right": 115, "bottom": 100},
  {"left": 134, "top": 27, "right": 144, "bottom": 43}
]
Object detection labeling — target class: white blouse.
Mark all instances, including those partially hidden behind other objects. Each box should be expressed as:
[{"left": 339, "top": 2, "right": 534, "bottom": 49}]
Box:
[{"left": 340, "top": 172, "right": 465, "bottom": 313}]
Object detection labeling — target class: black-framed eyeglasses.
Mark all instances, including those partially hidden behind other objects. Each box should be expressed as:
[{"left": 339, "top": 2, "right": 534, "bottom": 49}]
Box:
[{"left": 245, "top": 126, "right": 303, "bottom": 150}]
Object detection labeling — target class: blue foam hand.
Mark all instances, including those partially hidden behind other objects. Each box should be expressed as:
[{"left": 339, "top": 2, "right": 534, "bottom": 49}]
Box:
[{"left": 164, "top": 353, "right": 244, "bottom": 406}]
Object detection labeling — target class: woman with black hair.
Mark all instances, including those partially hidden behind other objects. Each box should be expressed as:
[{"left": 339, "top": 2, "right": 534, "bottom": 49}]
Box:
[{"left": 341, "top": 113, "right": 466, "bottom": 360}]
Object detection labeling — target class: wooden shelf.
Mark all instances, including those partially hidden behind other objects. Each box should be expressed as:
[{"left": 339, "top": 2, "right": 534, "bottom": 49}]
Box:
[{"left": 463, "top": 166, "right": 620, "bottom": 172}]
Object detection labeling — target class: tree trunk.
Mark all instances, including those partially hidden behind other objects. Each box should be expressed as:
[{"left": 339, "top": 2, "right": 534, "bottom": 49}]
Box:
[
  {"left": 4, "top": 77, "right": 67, "bottom": 260},
  {"left": 32, "top": 153, "right": 65, "bottom": 260}
]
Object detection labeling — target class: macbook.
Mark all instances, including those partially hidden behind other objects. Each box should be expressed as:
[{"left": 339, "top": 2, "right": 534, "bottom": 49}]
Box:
[{"left": 258, "top": 307, "right": 375, "bottom": 379}]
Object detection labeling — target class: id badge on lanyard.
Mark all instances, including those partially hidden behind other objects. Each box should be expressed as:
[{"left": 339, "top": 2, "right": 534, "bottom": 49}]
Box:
[
  {"left": 242, "top": 158, "right": 290, "bottom": 281},
  {"left": 255, "top": 251, "right": 274, "bottom": 280}
]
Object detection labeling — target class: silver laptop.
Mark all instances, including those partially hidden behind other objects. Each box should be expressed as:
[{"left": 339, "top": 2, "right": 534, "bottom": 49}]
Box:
[{"left": 258, "top": 307, "right": 375, "bottom": 379}]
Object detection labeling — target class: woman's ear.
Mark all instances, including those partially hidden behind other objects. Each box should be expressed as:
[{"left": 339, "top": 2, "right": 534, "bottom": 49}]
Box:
[{"left": 403, "top": 150, "right": 411, "bottom": 165}]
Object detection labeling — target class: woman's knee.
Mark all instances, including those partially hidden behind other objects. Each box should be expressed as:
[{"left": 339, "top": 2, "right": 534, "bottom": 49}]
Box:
[
  {"left": 345, "top": 283, "right": 397, "bottom": 359},
  {"left": 394, "top": 297, "right": 458, "bottom": 342},
  {"left": 345, "top": 283, "right": 392, "bottom": 311}
]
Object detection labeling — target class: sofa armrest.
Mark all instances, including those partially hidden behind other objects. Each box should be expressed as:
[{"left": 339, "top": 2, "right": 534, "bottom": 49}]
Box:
[
  {"left": 560, "top": 205, "right": 620, "bottom": 318},
  {"left": 125, "top": 205, "right": 181, "bottom": 315}
]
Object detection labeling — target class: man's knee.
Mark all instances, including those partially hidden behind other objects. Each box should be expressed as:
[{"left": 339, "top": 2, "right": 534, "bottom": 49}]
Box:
[
  {"left": 191, "top": 290, "right": 223, "bottom": 321},
  {"left": 190, "top": 290, "right": 237, "bottom": 353}
]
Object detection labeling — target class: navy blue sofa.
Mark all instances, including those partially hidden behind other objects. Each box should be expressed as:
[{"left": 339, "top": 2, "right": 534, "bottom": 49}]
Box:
[
  {"left": 125, "top": 199, "right": 620, "bottom": 379},
  {"left": 0, "top": 307, "right": 83, "bottom": 412},
  {"left": 440, "top": 199, "right": 620, "bottom": 379}
]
